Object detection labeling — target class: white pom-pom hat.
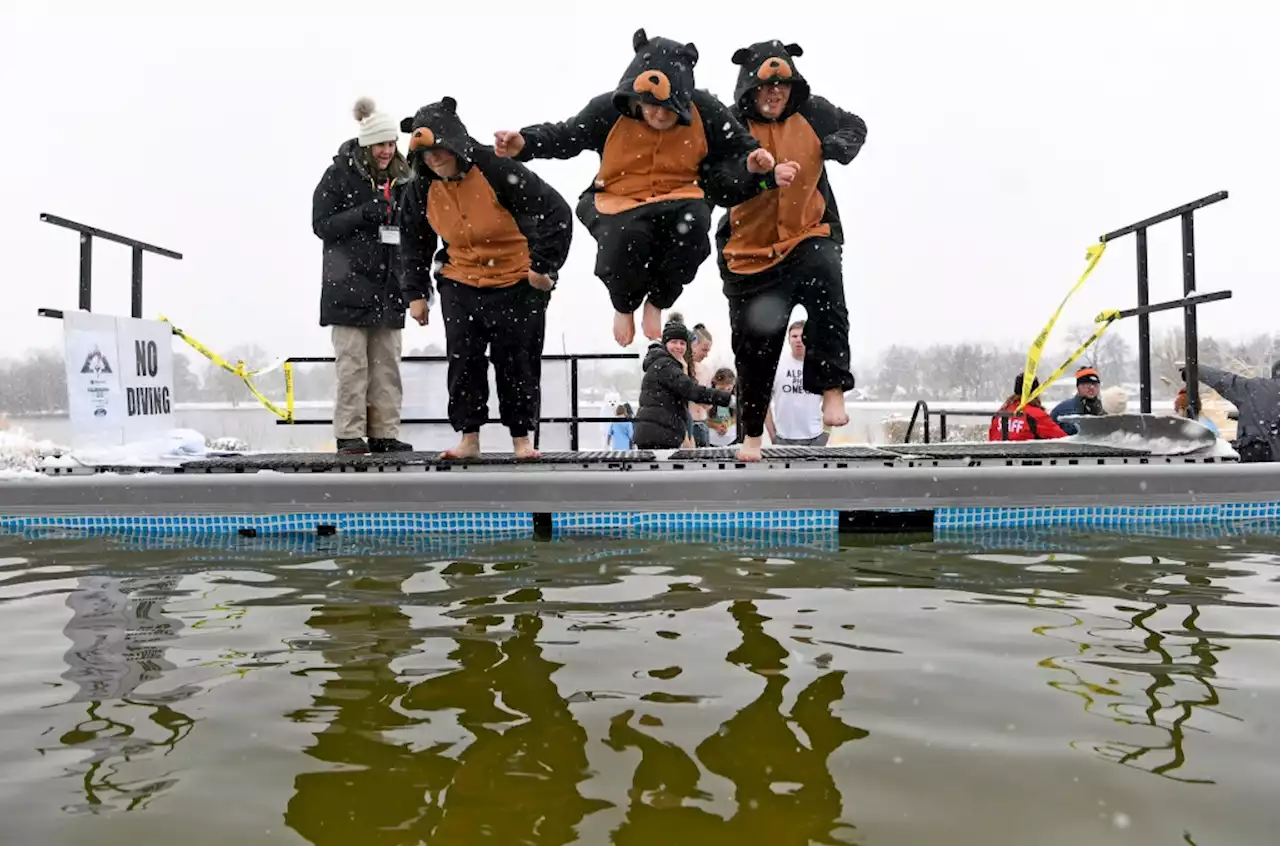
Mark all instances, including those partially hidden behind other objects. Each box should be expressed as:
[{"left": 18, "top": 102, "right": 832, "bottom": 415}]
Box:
[{"left": 353, "top": 97, "right": 398, "bottom": 147}]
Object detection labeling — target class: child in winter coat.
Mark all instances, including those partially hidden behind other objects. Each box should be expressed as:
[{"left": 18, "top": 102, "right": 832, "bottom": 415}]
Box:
[
  {"left": 492, "top": 29, "right": 791, "bottom": 347},
  {"left": 633, "top": 321, "right": 733, "bottom": 449}
]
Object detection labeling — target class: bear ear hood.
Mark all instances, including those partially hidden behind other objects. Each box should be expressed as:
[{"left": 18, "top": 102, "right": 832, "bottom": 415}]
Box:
[
  {"left": 401, "top": 97, "right": 475, "bottom": 175},
  {"left": 731, "top": 40, "right": 810, "bottom": 121},
  {"left": 612, "top": 28, "right": 699, "bottom": 126}
]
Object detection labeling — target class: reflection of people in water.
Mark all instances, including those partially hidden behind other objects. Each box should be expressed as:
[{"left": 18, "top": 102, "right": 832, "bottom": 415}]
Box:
[
  {"left": 402, "top": 612, "right": 610, "bottom": 842},
  {"left": 608, "top": 600, "right": 865, "bottom": 843},
  {"left": 286, "top": 603, "right": 607, "bottom": 844},
  {"left": 49, "top": 575, "right": 198, "bottom": 812},
  {"left": 285, "top": 602, "right": 451, "bottom": 843},
  {"left": 1031, "top": 560, "right": 1228, "bottom": 784}
]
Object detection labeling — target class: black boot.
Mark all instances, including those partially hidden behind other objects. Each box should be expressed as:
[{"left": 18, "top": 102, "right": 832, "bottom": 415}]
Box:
[
  {"left": 337, "top": 438, "right": 370, "bottom": 455},
  {"left": 370, "top": 437, "right": 413, "bottom": 453}
]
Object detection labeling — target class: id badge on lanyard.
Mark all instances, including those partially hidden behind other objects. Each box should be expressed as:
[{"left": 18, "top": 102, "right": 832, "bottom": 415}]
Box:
[{"left": 377, "top": 180, "right": 400, "bottom": 244}]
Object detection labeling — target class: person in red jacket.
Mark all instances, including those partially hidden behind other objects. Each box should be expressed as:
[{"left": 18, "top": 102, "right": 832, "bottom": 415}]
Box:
[{"left": 989, "top": 374, "right": 1068, "bottom": 441}]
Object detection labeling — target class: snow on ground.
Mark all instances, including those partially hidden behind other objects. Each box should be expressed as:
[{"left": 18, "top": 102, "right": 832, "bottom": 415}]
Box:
[{"left": 0, "top": 427, "right": 61, "bottom": 477}]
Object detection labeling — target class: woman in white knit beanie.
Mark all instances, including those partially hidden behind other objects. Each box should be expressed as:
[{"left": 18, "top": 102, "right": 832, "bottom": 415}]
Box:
[{"left": 311, "top": 98, "right": 413, "bottom": 455}]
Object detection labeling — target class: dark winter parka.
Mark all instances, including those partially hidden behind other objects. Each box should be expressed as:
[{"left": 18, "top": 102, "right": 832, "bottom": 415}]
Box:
[
  {"left": 312, "top": 139, "right": 409, "bottom": 328},
  {"left": 633, "top": 343, "right": 732, "bottom": 448}
]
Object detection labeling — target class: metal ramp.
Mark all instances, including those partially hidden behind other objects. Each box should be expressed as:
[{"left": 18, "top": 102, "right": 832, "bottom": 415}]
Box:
[
  {"left": 178, "top": 450, "right": 657, "bottom": 474},
  {"left": 666, "top": 445, "right": 898, "bottom": 463},
  {"left": 881, "top": 440, "right": 1151, "bottom": 464}
]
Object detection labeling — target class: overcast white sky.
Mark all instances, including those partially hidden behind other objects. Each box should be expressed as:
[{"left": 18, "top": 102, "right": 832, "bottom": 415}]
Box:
[{"left": 1, "top": 0, "right": 1275, "bottom": 374}]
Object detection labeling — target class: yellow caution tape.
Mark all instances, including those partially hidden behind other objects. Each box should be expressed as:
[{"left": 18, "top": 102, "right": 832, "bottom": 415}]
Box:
[
  {"left": 1017, "top": 309, "right": 1122, "bottom": 410},
  {"left": 159, "top": 315, "right": 295, "bottom": 422},
  {"left": 1018, "top": 242, "right": 1108, "bottom": 410}
]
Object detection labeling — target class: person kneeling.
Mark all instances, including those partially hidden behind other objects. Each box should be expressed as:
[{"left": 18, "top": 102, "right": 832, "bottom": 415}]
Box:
[
  {"left": 399, "top": 98, "right": 573, "bottom": 460},
  {"left": 633, "top": 321, "right": 733, "bottom": 449}
]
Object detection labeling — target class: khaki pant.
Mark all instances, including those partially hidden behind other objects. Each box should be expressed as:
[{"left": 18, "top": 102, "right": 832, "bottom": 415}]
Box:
[{"left": 331, "top": 326, "right": 403, "bottom": 440}]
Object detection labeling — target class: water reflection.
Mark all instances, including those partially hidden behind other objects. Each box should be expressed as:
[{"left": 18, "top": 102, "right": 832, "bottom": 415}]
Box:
[
  {"left": 1030, "top": 557, "right": 1235, "bottom": 783},
  {"left": 286, "top": 586, "right": 610, "bottom": 844},
  {"left": 51, "top": 574, "right": 198, "bottom": 812},
  {"left": 3, "top": 528, "right": 1277, "bottom": 843}
]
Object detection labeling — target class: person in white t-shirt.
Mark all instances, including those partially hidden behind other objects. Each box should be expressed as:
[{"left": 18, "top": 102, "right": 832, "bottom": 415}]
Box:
[{"left": 764, "top": 321, "right": 828, "bottom": 447}]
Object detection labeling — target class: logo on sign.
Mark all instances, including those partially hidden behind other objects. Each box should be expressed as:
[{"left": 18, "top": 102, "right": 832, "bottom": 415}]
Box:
[{"left": 80, "top": 347, "right": 113, "bottom": 375}]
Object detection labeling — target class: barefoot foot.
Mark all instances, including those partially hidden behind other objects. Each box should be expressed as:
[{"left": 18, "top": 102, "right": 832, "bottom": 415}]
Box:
[
  {"left": 641, "top": 301, "right": 663, "bottom": 341},
  {"left": 736, "top": 435, "right": 764, "bottom": 463},
  {"left": 441, "top": 432, "right": 481, "bottom": 460},
  {"left": 613, "top": 311, "right": 636, "bottom": 347},
  {"left": 513, "top": 436, "right": 540, "bottom": 460},
  {"left": 822, "top": 388, "right": 849, "bottom": 428}
]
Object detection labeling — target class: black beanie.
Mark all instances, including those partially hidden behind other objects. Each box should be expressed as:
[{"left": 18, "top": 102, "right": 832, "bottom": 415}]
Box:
[
  {"left": 1013, "top": 373, "right": 1041, "bottom": 396},
  {"left": 662, "top": 321, "right": 690, "bottom": 344}
]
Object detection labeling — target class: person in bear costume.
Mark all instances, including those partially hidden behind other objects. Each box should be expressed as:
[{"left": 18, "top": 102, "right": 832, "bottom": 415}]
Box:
[
  {"left": 399, "top": 97, "right": 573, "bottom": 460},
  {"left": 716, "top": 41, "right": 868, "bottom": 461},
  {"left": 493, "top": 29, "right": 794, "bottom": 348}
]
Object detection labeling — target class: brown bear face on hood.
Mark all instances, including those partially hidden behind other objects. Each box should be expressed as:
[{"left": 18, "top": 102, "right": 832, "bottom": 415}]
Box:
[
  {"left": 731, "top": 40, "right": 811, "bottom": 122},
  {"left": 612, "top": 28, "right": 700, "bottom": 127},
  {"left": 400, "top": 96, "right": 477, "bottom": 177}
]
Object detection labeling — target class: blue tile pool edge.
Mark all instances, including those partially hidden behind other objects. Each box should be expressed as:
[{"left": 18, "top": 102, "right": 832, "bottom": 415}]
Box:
[{"left": 1, "top": 502, "right": 1279, "bottom": 536}]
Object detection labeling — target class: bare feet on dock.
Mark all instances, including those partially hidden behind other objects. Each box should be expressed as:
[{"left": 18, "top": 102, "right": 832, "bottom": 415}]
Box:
[
  {"left": 736, "top": 435, "right": 764, "bottom": 463},
  {"left": 642, "top": 301, "right": 663, "bottom": 341},
  {"left": 441, "top": 432, "right": 481, "bottom": 460},
  {"left": 822, "top": 388, "right": 849, "bottom": 428},
  {"left": 513, "top": 436, "right": 540, "bottom": 460},
  {"left": 613, "top": 311, "right": 636, "bottom": 347}
]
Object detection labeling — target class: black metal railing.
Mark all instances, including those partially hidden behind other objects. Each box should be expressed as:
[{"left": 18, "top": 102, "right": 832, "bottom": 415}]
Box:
[
  {"left": 905, "top": 400, "right": 1012, "bottom": 443},
  {"left": 1099, "top": 191, "right": 1231, "bottom": 418},
  {"left": 279, "top": 353, "right": 638, "bottom": 451},
  {"left": 38, "top": 214, "right": 182, "bottom": 319}
]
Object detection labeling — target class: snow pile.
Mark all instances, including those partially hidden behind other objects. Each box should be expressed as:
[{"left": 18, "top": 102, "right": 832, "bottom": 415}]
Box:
[
  {"left": 47, "top": 429, "right": 212, "bottom": 469},
  {"left": 0, "top": 427, "right": 62, "bottom": 476}
]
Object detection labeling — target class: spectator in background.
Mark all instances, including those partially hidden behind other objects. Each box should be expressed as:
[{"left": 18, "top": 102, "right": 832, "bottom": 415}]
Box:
[
  {"left": 1174, "top": 388, "right": 1219, "bottom": 436},
  {"left": 633, "top": 319, "right": 733, "bottom": 449},
  {"left": 608, "top": 403, "right": 635, "bottom": 450},
  {"left": 989, "top": 374, "right": 1068, "bottom": 441},
  {"left": 764, "top": 321, "right": 829, "bottom": 447},
  {"left": 312, "top": 97, "right": 413, "bottom": 455},
  {"left": 1050, "top": 367, "right": 1105, "bottom": 435},
  {"left": 1188, "top": 362, "right": 1280, "bottom": 462},
  {"left": 679, "top": 317, "right": 715, "bottom": 447},
  {"left": 707, "top": 367, "right": 738, "bottom": 446}
]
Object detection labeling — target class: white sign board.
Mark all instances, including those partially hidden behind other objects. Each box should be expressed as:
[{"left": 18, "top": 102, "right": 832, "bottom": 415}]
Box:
[{"left": 63, "top": 312, "right": 175, "bottom": 447}]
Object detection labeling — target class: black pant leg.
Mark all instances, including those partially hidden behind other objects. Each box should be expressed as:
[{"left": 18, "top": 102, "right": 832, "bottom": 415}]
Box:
[
  {"left": 728, "top": 278, "right": 795, "bottom": 439},
  {"left": 489, "top": 284, "right": 550, "bottom": 437},
  {"left": 439, "top": 280, "right": 492, "bottom": 433},
  {"left": 579, "top": 194, "right": 654, "bottom": 314},
  {"left": 648, "top": 199, "right": 713, "bottom": 309},
  {"left": 791, "top": 239, "right": 855, "bottom": 394}
]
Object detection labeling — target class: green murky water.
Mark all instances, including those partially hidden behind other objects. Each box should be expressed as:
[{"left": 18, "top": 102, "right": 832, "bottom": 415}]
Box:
[{"left": 1, "top": 528, "right": 1279, "bottom": 845}]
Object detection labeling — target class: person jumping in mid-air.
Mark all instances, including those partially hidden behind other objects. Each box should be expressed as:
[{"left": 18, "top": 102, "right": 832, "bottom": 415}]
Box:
[
  {"left": 715, "top": 41, "right": 867, "bottom": 461},
  {"left": 493, "top": 28, "right": 792, "bottom": 348},
  {"left": 399, "top": 97, "right": 573, "bottom": 460}
]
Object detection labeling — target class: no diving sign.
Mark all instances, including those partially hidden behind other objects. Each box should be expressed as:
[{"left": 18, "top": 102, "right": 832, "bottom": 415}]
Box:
[{"left": 63, "top": 312, "right": 175, "bottom": 446}]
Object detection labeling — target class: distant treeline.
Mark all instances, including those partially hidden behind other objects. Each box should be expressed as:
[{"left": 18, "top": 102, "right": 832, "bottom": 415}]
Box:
[
  {"left": 2, "top": 328, "right": 1275, "bottom": 414},
  {"left": 866, "top": 325, "right": 1278, "bottom": 402}
]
